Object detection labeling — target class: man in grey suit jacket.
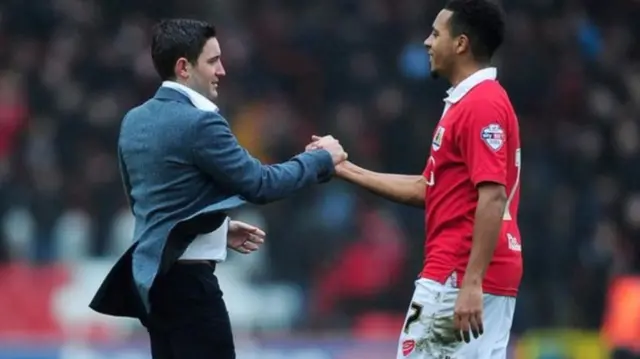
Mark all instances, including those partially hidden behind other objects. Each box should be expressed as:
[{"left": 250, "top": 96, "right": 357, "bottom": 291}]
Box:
[{"left": 89, "top": 19, "right": 347, "bottom": 359}]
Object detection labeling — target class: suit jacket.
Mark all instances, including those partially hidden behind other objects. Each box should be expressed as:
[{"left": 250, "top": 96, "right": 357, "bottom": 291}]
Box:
[{"left": 89, "top": 86, "right": 334, "bottom": 320}]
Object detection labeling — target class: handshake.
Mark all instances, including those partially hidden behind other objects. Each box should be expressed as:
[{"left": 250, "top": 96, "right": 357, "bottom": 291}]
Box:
[{"left": 305, "top": 135, "right": 348, "bottom": 167}]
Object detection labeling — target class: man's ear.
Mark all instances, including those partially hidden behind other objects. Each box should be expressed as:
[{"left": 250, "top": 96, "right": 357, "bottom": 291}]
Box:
[
  {"left": 174, "top": 57, "right": 191, "bottom": 80},
  {"left": 454, "top": 34, "right": 470, "bottom": 55}
]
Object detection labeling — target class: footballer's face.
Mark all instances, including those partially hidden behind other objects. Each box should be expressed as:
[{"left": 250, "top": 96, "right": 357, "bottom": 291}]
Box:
[
  {"left": 176, "top": 37, "right": 226, "bottom": 100},
  {"left": 424, "top": 10, "right": 457, "bottom": 79}
]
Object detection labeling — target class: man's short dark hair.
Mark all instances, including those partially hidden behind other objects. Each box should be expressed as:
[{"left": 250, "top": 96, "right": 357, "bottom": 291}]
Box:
[
  {"left": 444, "top": 0, "right": 505, "bottom": 62},
  {"left": 151, "top": 19, "right": 217, "bottom": 81}
]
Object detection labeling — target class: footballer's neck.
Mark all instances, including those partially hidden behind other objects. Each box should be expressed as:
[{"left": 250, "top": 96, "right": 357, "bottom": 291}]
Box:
[{"left": 449, "top": 62, "right": 491, "bottom": 87}]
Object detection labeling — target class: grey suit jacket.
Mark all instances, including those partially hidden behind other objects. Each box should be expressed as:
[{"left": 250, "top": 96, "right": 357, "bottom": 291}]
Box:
[{"left": 89, "top": 86, "right": 334, "bottom": 319}]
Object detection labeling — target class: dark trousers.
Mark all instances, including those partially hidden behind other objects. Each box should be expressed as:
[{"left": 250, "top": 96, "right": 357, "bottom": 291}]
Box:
[{"left": 145, "top": 262, "right": 235, "bottom": 359}]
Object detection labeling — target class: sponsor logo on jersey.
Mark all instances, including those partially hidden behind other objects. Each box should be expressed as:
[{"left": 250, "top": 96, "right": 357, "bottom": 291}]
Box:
[{"left": 481, "top": 124, "right": 505, "bottom": 151}]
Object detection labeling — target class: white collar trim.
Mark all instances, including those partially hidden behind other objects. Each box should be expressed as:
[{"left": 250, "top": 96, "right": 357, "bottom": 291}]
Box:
[
  {"left": 161, "top": 81, "right": 219, "bottom": 112},
  {"left": 444, "top": 67, "right": 497, "bottom": 104}
]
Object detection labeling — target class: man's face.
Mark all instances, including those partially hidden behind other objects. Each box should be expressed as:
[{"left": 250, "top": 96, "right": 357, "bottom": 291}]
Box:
[
  {"left": 424, "top": 10, "right": 458, "bottom": 79},
  {"left": 183, "top": 37, "right": 226, "bottom": 100}
]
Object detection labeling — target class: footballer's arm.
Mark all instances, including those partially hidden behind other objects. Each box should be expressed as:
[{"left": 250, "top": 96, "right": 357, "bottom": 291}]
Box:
[
  {"left": 456, "top": 99, "right": 510, "bottom": 286},
  {"left": 335, "top": 161, "right": 425, "bottom": 208},
  {"left": 462, "top": 182, "right": 507, "bottom": 287}
]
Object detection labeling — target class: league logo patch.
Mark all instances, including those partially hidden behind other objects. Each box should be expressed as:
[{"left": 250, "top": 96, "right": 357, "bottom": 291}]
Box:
[
  {"left": 402, "top": 339, "right": 416, "bottom": 356},
  {"left": 481, "top": 124, "right": 505, "bottom": 151},
  {"left": 432, "top": 126, "right": 445, "bottom": 151}
]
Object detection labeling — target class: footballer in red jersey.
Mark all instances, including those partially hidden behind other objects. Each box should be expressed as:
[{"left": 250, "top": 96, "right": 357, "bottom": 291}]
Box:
[{"left": 307, "top": 0, "right": 519, "bottom": 358}]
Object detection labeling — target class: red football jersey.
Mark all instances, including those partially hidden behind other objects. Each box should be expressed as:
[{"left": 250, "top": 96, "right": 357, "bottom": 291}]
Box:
[{"left": 421, "top": 72, "right": 522, "bottom": 297}]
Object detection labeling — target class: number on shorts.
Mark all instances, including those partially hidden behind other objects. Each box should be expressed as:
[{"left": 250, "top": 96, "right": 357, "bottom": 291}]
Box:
[{"left": 403, "top": 302, "right": 423, "bottom": 334}]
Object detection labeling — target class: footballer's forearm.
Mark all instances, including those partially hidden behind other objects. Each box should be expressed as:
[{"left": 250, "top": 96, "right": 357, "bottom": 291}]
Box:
[
  {"left": 335, "top": 161, "right": 425, "bottom": 208},
  {"left": 462, "top": 183, "right": 507, "bottom": 287}
]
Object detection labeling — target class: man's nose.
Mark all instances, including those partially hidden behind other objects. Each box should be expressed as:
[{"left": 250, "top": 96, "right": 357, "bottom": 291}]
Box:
[{"left": 217, "top": 62, "right": 226, "bottom": 76}]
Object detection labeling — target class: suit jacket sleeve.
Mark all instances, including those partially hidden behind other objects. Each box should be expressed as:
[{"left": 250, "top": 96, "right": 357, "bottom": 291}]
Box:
[
  {"left": 117, "top": 145, "right": 134, "bottom": 210},
  {"left": 191, "top": 111, "right": 335, "bottom": 204}
]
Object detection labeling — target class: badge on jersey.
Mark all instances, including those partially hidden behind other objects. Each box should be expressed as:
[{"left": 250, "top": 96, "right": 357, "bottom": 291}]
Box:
[
  {"left": 480, "top": 123, "right": 505, "bottom": 151},
  {"left": 432, "top": 126, "right": 445, "bottom": 151}
]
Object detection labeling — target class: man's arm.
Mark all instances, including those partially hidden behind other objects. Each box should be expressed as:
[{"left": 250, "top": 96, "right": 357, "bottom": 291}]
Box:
[
  {"left": 191, "top": 111, "right": 336, "bottom": 204},
  {"left": 335, "top": 161, "right": 426, "bottom": 208},
  {"left": 462, "top": 183, "right": 506, "bottom": 286},
  {"left": 457, "top": 100, "right": 509, "bottom": 287},
  {"left": 117, "top": 146, "right": 134, "bottom": 211}
]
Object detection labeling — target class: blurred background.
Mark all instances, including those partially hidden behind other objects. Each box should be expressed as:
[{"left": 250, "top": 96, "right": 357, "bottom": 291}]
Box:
[{"left": 0, "top": 0, "right": 639, "bottom": 358}]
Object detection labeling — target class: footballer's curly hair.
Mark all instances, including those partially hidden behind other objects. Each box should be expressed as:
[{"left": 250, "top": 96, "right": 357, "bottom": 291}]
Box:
[
  {"left": 444, "top": 0, "right": 505, "bottom": 62},
  {"left": 151, "top": 19, "right": 217, "bottom": 81}
]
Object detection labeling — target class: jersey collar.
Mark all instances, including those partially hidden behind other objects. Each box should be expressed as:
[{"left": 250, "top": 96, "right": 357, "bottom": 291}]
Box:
[{"left": 444, "top": 67, "right": 497, "bottom": 104}]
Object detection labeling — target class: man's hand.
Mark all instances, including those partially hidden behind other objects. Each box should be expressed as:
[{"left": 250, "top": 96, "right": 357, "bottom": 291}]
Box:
[
  {"left": 306, "top": 135, "right": 348, "bottom": 165},
  {"left": 453, "top": 284, "right": 484, "bottom": 343},
  {"left": 452, "top": 182, "right": 504, "bottom": 342},
  {"left": 227, "top": 220, "right": 266, "bottom": 254}
]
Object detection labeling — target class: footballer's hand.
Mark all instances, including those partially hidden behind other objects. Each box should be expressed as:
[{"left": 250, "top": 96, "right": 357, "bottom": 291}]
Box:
[
  {"left": 333, "top": 159, "right": 350, "bottom": 177},
  {"left": 227, "top": 220, "right": 265, "bottom": 254},
  {"left": 305, "top": 135, "right": 337, "bottom": 151},
  {"left": 306, "top": 135, "right": 348, "bottom": 165},
  {"left": 453, "top": 284, "right": 484, "bottom": 343}
]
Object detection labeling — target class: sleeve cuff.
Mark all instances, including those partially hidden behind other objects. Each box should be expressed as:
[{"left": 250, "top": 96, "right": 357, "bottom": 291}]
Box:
[
  {"left": 472, "top": 174, "right": 506, "bottom": 187},
  {"left": 314, "top": 149, "right": 335, "bottom": 183}
]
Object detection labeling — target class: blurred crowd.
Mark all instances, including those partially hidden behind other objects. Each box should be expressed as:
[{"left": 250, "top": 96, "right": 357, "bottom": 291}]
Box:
[{"left": 0, "top": 0, "right": 639, "bottom": 337}]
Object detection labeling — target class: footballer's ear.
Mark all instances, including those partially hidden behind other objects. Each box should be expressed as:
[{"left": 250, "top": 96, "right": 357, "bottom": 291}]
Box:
[{"left": 454, "top": 33, "right": 471, "bottom": 55}]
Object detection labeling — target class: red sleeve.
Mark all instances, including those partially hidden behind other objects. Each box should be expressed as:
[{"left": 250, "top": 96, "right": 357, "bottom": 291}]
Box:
[{"left": 457, "top": 100, "right": 508, "bottom": 187}]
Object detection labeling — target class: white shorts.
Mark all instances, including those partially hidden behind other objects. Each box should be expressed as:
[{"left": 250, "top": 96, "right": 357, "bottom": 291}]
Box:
[{"left": 397, "top": 278, "right": 516, "bottom": 359}]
